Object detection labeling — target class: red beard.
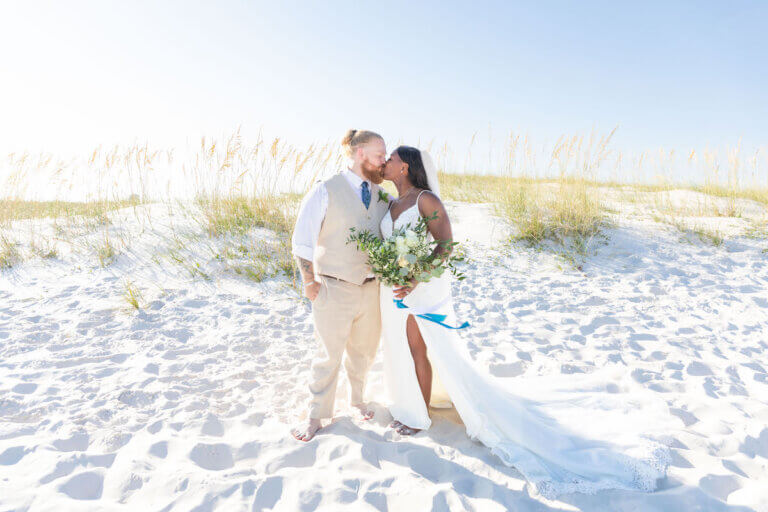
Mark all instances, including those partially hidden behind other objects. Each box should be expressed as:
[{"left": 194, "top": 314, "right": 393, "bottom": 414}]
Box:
[{"left": 361, "top": 163, "right": 384, "bottom": 185}]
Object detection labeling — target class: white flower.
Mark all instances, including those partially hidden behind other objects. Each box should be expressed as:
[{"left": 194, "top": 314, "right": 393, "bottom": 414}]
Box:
[
  {"left": 405, "top": 229, "right": 419, "bottom": 248},
  {"left": 397, "top": 255, "right": 409, "bottom": 267},
  {"left": 395, "top": 236, "right": 408, "bottom": 254}
]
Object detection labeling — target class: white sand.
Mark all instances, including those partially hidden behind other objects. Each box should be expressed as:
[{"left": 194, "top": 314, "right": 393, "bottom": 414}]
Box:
[{"left": 1, "top": 194, "right": 767, "bottom": 511}]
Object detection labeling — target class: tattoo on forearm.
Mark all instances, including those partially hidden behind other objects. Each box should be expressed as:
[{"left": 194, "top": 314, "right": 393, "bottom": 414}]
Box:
[{"left": 296, "top": 257, "right": 314, "bottom": 282}]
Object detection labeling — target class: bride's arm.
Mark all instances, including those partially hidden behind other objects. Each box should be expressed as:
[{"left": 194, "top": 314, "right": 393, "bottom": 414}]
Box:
[
  {"left": 418, "top": 192, "right": 453, "bottom": 258},
  {"left": 393, "top": 191, "right": 452, "bottom": 300}
]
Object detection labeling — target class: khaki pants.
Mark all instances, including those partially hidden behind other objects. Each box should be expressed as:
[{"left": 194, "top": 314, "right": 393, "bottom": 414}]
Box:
[{"left": 308, "top": 276, "right": 381, "bottom": 419}]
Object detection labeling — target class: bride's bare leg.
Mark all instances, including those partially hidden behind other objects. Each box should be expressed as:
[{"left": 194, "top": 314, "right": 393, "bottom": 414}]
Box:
[
  {"left": 406, "top": 314, "right": 432, "bottom": 406},
  {"left": 395, "top": 314, "right": 430, "bottom": 439}
]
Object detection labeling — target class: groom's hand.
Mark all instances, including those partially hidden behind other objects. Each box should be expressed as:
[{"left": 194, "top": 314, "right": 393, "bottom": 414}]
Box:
[
  {"left": 304, "top": 281, "right": 321, "bottom": 302},
  {"left": 295, "top": 257, "right": 320, "bottom": 301}
]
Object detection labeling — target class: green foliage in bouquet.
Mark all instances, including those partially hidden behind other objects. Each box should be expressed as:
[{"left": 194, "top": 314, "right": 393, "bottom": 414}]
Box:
[{"left": 347, "top": 211, "right": 466, "bottom": 287}]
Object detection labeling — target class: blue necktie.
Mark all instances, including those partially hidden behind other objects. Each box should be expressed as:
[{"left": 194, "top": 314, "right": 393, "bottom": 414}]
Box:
[{"left": 361, "top": 181, "right": 371, "bottom": 209}]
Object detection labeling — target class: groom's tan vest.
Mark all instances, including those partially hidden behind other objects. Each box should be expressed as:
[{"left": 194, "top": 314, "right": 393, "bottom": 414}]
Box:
[{"left": 314, "top": 173, "right": 389, "bottom": 285}]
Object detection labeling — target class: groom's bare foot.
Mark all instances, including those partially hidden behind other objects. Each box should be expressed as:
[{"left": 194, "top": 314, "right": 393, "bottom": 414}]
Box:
[
  {"left": 352, "top": 403, "right": 375, "bottom": 421},
  {"left": 396, "top": 424, "right": 421, "bottom": 436},
  {"left": 291, "top": 418, "right": 323, "bottom": 442}
]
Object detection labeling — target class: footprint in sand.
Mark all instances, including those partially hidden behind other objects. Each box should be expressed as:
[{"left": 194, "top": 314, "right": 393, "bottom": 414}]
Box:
[
  {"left": 162, "top": 328, "right": 192, "bottom": 343},
  {"left": 722, "top": 459, "right": 749, "bottom": 478},
  {"left": 363, "top": 491, "right": 386, "bottom": 511},
  {"left": 109, "top": 353, "right": 129, "bottom": 363},
  {"left": 265, "top": 443, "right": 318, "bottom": 473},
  {"left": 630, "top": 333, "right": 658, "bottom": 342},
  {"left": 703, "top": 377, "right": 721, "bottom": 398},
  {"left": 739, "top": 428, "right": 768, "bottom": 458},
  {"left": 40, "top": 454, "right": 116, "bottom": 484},
  {"left": 58, "top": 471, "right": 104, "bottom": 500},
  {"left": 101, "top": 432, "right": 132, "bottom": 452},
  {"left": 182, "top": 299, "right": 208, "bottom": 308},
  {"left": 52, "top": 431, "right": 90, "bottom": 452},
  {"left": 147, "top": 300, "right": 165, "bottom": 310},
  {"left": 297, "top": 489, "right": 322, "bottom": 510},
  {"left": 117, "top": 390, "right": 157, "bottom": 407},
  {"left": 489, "top": 361, "right": 526, "bottom": 378},
  {"left": 236, "top": 441, "right": 261, "bottom": 462},
  {"left": 149, "top": 441, "right": 168, "bottom": 458},
  {"left": 406, "top": 450, "right": 444, "bottom": 482},
  {"left": 147, "top": 420, "right": 163, "bottom": 434},
  {"left": 0, "top": 446, "right": 29, "bottom": 465},
  {"left": 669, "top": 407, "right": 698, "bottom": 426},
  {"left": 241, "top": 479, "right": 256, "bottom": 497},
  {"left": 631, "top": 368, "right": 658, "bottom": 383},
  {"left": 253, "top": 476, "right": 283, "bottom": 509},
  {"left": 12, "top": 383, "right": 37, "bottom": 394},
  {"left": 516, "top": 350, "right": 532, "bottom": 362},
  {"left": 144, "top": 363, "right": 159, "bottom": 375},
  {"left": 561, "top": 364, "right": 589, "bottom": 374},
  {"left": 119, "top": 473, "right": 144, "bottom": 497},
  {"left": 244, "top": 412, "right": 265, "bottom": 427},
  {"left": 698, "top": 474, "right": 742, "bottom": 501},
  {"left": 669, "top": 450, "right": 694, "bottom": 468},
  {"left": 686, "top": 361, "right": 714, "bottom": 376},
  {"left": 579, "top": 315, "right": 619, "bottom": 336},
  {"left": 189, "top": 443, "right": 234, "bottom": 471},
  {"left": 201, "top": 414, "right": 225, "bottom": 437}
]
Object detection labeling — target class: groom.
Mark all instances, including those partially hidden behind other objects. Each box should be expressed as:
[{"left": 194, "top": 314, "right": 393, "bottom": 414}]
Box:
[{"left": 291, "top": 129, "right": 390, "bottom": 442}]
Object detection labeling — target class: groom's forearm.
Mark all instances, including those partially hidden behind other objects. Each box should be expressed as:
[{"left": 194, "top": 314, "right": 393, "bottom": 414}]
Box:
[{"left": 295, "top": 256, "right": 315, "bottom": 284}]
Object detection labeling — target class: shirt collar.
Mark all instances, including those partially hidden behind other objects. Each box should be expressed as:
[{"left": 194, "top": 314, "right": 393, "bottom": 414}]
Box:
[{"left": 344, "top": 168, "right": 371, "bottom": 189}]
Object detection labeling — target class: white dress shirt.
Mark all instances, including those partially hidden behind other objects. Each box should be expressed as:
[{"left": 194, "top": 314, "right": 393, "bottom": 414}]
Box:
[{"left": 291, "top": 169, "right": 374, "bottom": 281}]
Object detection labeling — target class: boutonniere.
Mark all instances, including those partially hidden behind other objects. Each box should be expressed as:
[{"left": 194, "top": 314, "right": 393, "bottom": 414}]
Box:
[{"left": 378, "top": 190, "right": 391, "bottom": 204}]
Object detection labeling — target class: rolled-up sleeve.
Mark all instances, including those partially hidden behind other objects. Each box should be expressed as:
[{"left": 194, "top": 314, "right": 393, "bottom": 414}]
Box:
[{"left": 291, "top": 182, "right": 327, "bottom": 262}]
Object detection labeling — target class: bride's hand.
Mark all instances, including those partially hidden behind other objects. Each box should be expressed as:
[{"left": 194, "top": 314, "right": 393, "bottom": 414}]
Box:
[{"left": 393, "top": 279, "right": 418, "bottom": 300}]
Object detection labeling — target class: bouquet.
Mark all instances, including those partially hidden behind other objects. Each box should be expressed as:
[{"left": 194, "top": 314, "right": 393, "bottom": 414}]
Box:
[{"left": 347, "top": 212, "right": 466, "bottom": 287}]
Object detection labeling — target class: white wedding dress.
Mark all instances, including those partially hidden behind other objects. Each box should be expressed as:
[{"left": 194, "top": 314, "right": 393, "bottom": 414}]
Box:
[{"left": 379, "top": 194, "right": 671, "bottom": 499}]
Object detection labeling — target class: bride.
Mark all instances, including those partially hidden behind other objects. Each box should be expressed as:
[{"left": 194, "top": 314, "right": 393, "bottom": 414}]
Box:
[{"left": 378, "top": 146, "right": 671, "bottom": 499}]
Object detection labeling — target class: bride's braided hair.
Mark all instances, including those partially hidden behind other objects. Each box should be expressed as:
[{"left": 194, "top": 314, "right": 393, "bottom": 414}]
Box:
[
  {"left": 341, "top": 129, "right": 383, "bottom": 158},
  {"left": 395, "top": 146, "right": 431, "bottom": 192}
]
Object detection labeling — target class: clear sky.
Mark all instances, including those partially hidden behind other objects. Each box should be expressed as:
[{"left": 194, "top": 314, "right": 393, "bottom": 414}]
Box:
[{"left": 1, "top": 0, "right": 766, "bottom": 170}]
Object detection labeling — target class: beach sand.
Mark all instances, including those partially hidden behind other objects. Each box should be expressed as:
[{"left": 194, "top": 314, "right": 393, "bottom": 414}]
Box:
[{"left": 1, "top": 196, "right": 767, "bottom": 511}]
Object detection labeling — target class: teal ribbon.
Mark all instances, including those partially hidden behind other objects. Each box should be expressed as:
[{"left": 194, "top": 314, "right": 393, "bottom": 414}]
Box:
[{"left": 394, "top": 299, "right": 470, "bottom": 330}]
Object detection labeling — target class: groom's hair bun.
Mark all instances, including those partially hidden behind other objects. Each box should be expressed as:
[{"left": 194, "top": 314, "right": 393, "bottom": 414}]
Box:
[{"left": 341, "top": 129, "right": 383, "bottom": 157}]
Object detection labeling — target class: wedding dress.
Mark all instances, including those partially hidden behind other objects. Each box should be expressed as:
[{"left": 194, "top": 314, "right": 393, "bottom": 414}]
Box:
[{"left": 379, "top": 189, "right": 671, "bottom": 499}]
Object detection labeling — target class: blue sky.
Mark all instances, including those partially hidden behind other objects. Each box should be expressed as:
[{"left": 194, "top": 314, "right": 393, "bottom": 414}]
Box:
[{"left": 1, "top": 0, "right": 766, "bottom": 171}]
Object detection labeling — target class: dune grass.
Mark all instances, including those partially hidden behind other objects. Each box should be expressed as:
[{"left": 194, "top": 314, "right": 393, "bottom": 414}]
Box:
[
  {"left": 195, "top": 194, "right": 299, "bottom": 238},
  {"left": 0, "top": 133, "right": 320, "bottom": 284},
  {"left": 652, "top": 214, "right": 725, "bottom": 247},
  {"left": 30, "top": 238, "right": 58, "bottom": 259},
  {"left": 122, "top": 280, "right": 143, "bottom": 310},
  {"left": 437, "top": 131, "right": 618, "bottom": 266},
  {"left": 1, "top": 130, "right": 765, "bottom": 279},
  {"left": 0, "top": 235, "right": 21, "bottom": 269},
  {"left": 94, "top": 235, "right": 119, "bottom": 267},
  {"left": 194, "top": 193, "right": 301, "bottom": 284},
  {"left": 0, "top": 197, "right": 144, "bottom": 225}
]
